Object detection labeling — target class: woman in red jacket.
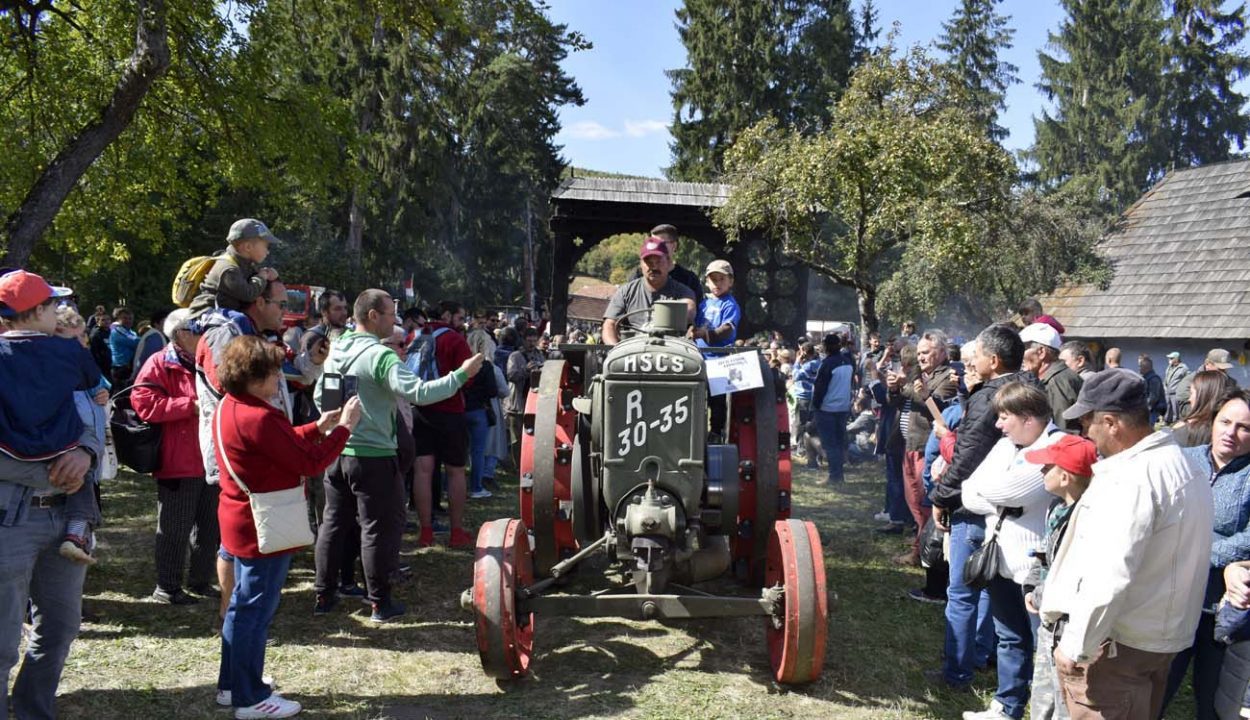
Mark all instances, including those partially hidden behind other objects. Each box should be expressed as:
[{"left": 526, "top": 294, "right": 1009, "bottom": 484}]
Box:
[
  {"left": 132, "top": 309, "right": 216, "bottom": 606},
  {"left": 212, "top": 335, "right": 360, "bottom": 719}
]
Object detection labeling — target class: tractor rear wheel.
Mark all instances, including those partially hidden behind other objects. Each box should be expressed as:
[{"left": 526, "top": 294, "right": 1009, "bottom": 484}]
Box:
[
  {"left": 765, "top": 519, "right": 828, "bottom": 684},
  {"left": 473, "top": 518, "right": 535, "bottom": 679}
]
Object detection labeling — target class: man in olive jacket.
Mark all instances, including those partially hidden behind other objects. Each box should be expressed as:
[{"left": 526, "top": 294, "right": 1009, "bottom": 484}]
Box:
[
  {"left": 1021, "top": 322, "right": 1083, "bottom": 432},
  {"left": 892, "top": 329, "right": 957, "bottom": 565}
]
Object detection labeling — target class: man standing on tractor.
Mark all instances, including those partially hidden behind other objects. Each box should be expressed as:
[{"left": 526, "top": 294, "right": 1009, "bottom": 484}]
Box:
[{"left": 602, "top": 236, "right": 696, "bottom": 345}]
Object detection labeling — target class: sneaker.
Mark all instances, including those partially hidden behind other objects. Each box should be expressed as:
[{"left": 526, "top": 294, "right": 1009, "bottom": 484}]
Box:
[
  {"left": 152, "top": 587, "right": 199, "bottom": 605},
  {"left": 312, "top": 594, "right": 338, "bottom": 616},
  {"left": 417, "top": 527, "right": 435, "bottom": 548},
  {"left": 338, "top": 583, "right": 366, "bottom": 598},
  {"left": 59, "top": 536, "right": 96, "bottom": 565},
  {"left": 370, "top": 598, "right": 406, "bottom": 623},
  {"left": 234, "top": 694, "right": 301, "bottom": 719},
  {"left": 468, "top": 489, "right": 493, "bottom": 499},
  {"left": 448, "top": 528, "right": 474, "bottom": 548},
  {"left": 216, "top": 678, "right": 275, "bottom": 707},
  {"left": 906, "top": 588, "right": 946, "bottom": 605},
  {"left": 874, "top": 522, "right": 905, "bottom": 535},
  {"left": 188, "top": 583, "right": 220, "bottom": 598},
  {"left": 922, "top": 668, "right": 972, "bottom": 693},
  {"left": 872, "top": 511, "right": 892, "bottom": 522},
  {"left": 963, "top": 700, "right": 1011, "bottom": 719}
]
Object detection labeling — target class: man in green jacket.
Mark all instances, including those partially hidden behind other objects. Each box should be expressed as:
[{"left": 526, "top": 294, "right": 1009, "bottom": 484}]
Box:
[{"left": 312, "top": 289, "right": 483, "bottom": 622}]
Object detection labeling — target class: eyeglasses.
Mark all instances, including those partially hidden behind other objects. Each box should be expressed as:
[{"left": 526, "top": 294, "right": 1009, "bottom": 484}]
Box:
[{"left": 265, "top": 297, "right": 288, "bottom": 309}]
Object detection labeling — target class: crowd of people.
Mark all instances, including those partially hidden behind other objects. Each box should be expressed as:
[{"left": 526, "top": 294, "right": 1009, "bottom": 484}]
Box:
[
  {"left": 3, "top": 214, "right": 1250, "bottom": 720},
  {"left": 784, "top": 297, "right": 1250, "bottom": 720}
]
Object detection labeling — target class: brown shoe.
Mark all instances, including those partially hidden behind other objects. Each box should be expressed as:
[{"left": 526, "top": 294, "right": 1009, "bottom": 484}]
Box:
[{"left": 893, "top": 551, "right": 919, "bottom": 567}]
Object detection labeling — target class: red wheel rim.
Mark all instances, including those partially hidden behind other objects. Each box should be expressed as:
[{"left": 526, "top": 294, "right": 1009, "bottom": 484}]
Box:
[
  {"left": 519, "top": 360, "right": 580, "bottom": 578},
  {"left": 765, "top": 519, "right": 828, "bottom": 684},
  {"left": 473, "top": 518, "right": 535, "bottom": 679}
]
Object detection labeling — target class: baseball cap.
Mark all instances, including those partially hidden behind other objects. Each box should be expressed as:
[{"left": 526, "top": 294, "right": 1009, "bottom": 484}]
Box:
[
  {"left": 227, "top": 218, "right": 281, "bottom": 245},
  {"left": 1024, "top": 433, "right": 1098, "bottom": 477},
  {"left": 1206, "top": 348, "right": 1234, "bottom": 370},
  {"left": 705, "top": 259, "right": 734, "bottom": 277},
  {"left": 1061, "top": 368, "right": 1148, "bottom": 420},
  {"left": 1166, "top": 351, "right": 1181, "bottom": 360},
  {"left": 0, "top": 270, "right": 72, "bottom": 317},
  {"left": 1019, "top": 322, "right": 1062, "bottom": 350},
  {"left": 639, "top": 236, "right": 669, "bottom": 260}
]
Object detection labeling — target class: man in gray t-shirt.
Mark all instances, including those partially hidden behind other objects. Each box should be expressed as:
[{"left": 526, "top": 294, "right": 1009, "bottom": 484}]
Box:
[{"left": 602, "top": 236, "right": 697, "bottom": 345}]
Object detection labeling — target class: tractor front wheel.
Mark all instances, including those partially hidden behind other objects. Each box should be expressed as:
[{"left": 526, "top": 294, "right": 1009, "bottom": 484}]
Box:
[
  {"left": 764, "top": 519, "right": 828, "bottom": 684},
  {"left": 472, "top": 518, "right": 535, "bottom": 679}
]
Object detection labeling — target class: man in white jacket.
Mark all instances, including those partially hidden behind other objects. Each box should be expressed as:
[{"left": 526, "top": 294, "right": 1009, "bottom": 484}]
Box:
[{"left": 1041, "top": 369, "right": 1213, "bottom": 719}]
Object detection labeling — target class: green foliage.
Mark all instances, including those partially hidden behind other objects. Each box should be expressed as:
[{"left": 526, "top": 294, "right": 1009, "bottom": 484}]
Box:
[
  {"left": 715, "top": 44, "right": 1016, "bottom": 332},
  {"left": 666, "top": 0, "right": 858, "bottom": 181},
  {"left": 936, "top": 0, "right": 1019, "bottom": 142},
  {"left": 1165, "top": 0, "right": 1250, "bottom": 167},
  {"left": 1, "top": 0, "right": 585, "bottom": 313},
  {"left": 1030, "top": 0, "right": 1250, "bottom": 211}
]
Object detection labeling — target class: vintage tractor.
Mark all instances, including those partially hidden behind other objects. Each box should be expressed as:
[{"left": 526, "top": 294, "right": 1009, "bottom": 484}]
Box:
[{"left": 463, "top": 301, "right": 828, "bottom": 684}]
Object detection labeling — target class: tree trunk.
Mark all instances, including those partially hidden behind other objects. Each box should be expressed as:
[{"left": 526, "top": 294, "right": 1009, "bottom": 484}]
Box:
[
  {"left": 346, "top": 14, "right": 384, "bottom": 264},
  {"left": 3, "top": 0, "right": 170, "bottom": 268},
  {"left": 856, "top": 285, "right": 879, "bottom": 346}
]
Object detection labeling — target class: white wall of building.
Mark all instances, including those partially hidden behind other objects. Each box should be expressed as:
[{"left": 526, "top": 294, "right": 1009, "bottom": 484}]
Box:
[{"left": 1076, "top": 337, "right": 1250, "bottom": 386}]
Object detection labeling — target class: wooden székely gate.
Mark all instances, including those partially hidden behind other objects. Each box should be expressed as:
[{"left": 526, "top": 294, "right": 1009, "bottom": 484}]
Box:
[{"left": 547, "top": 177, "right": 808, "bottom": 341}]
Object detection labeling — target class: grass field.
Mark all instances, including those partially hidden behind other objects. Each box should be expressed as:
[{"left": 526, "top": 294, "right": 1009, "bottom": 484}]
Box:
[{"left": 52, "top": 461, "right": 1196, "bottom": 719}]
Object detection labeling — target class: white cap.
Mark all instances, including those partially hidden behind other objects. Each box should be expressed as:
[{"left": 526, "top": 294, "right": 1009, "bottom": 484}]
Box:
[{"left": 1020, "top": 322, "right": 1061, "bottom": 350}]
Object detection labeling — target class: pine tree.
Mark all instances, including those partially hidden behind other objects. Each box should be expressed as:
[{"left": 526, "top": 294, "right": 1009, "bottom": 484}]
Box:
[
  {"left": 667, "top": 0, "right": 857, "bottom": 181},
  {"left": 854, "top": 0, "right": 880, "bottom": 64},
  {"left": 936, "top": 0, "right": 1019, "bottom": 142},
  {"left": 1166, "top": 0, "right": 1250, "bottom": 167},
  {"left": 1031, "top": 0, "right": 1168, "bottom": 211}
]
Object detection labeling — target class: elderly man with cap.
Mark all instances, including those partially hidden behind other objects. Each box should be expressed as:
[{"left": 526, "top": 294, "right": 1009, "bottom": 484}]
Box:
[
  {"left": 1040, "top": 369, "right": 1213, "bottom": 719},
  {"left": 601, "top": 236, "right": 696, "bottom": 345},
  {"left": 1164, "top": 351, "right": 1190, "bottom": 424},
  {"left": 1021, "top": 322, "right": 1083, "bottom": 432},
  {"left": 1176, "top": 348, "right": 1235, "bottom": 420}
]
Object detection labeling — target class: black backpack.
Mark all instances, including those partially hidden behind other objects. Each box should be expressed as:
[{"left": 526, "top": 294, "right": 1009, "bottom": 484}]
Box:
[{"left": 108, "top": 383, "right": 165, "bottom": 474}]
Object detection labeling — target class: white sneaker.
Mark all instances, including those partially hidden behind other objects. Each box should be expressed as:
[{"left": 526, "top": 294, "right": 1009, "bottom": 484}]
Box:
[
  {"left": 469, "top": 489, "right": 493, "bottom": 499},
  {"left": 235, "top": 694, "right": 301, "bottom": 719},
  {"left": 216, "top": 677, "right": 275, "bottom": 707},
  {"left": 962, "top": 700, "right": 1011, "bottom": 720},
  {"left": 872, "top": 511, "right": 891, "bottom": 522}
]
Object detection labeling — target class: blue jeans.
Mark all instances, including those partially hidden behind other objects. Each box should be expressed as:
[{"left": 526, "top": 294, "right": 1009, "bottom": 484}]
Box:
[
  {"left": 0, "top": 496, "right": 87, "bottom": 720},
  {"left": 943, "top": 514, "right": 996, "bottom": 686},
  {"left": 988, "top": 575, "right": 1036, "bottom": 718},
  {"left": 884, "top": 450, "right": 909, "bottom": 523},
  {"left": 815, "top": 410, "right": 849, "bottom": 482},
  {"left": 219, "top": 553, "right": 292, "bottom": 708},
  {"left": 465, "top": 408, "right": 489, "bottom": 493}
]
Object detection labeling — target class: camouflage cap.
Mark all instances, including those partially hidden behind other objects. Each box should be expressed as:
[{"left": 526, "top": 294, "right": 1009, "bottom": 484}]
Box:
[{"left": 226, "top": 218, "right": 280, "bottom": 245}]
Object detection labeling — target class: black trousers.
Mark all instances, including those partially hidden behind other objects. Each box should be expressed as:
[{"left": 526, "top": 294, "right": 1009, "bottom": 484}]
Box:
[
  {"left": 314, "top": 455, "right": 402, "bottom": 604},
  {"left": 154, "top": 478, "right": 219, "bottom": 592}
]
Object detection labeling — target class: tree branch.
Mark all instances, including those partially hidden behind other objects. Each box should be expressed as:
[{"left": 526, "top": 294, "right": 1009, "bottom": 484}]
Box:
[{"left": 3, "top": 0, "right": 170, "bottom": 267}]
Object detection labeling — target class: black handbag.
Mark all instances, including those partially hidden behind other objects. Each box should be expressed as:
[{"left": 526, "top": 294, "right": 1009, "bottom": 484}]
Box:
[
  {"left": 108, "top": 383, "right": 166, "bottom": 474},
  {"left": 919, "top": 516, "right": 945, "bottom": 569},
  {"left": 962, "top": 510, "right": 1011, "bottom": 591}
]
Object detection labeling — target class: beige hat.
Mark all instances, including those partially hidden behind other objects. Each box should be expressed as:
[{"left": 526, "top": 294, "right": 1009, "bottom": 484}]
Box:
[
  {"left": 705, "top": 259, "right": 734, "bottom": 278},
  {"left": 1206, "top": 348, "right": 1234, "bottom": 370}
]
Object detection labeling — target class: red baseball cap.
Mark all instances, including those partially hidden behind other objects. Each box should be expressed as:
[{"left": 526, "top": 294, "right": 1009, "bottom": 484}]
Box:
[
  {"left": 1024, "top": 433, "right": 1098, "bottom": 477},
  {"left": 0, "top": 270, "right": 70, "bottom": 317},
  {"left": 639, "top": 236, "right": 670, "bottom": 260}
]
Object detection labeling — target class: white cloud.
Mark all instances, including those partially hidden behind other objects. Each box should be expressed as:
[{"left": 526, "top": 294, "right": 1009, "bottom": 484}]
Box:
[
  {"left": 624, "top": 119, "right": 668, "bottom": 138},
  {"left": 565, "top": 121, "right": 620, "bottom": 140}
]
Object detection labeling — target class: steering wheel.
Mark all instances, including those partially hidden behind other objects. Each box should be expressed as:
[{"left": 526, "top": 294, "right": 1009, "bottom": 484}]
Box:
[{"left": 612, "top": 306, "right": 659, "bottom": 340}]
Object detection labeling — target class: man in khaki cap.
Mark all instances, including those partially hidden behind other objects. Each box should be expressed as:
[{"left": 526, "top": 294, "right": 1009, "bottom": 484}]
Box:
[{"left": 1175, "top": 348, "right": 1235, "bottom": 418}]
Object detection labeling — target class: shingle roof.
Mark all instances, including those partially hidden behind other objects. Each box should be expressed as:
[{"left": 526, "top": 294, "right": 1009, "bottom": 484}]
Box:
[
  {"left": 1045, "top": 160, "right": 1250, "bottom": 340},
  {"left": 552, "top": 177, "right": 731, "bottom": 208}
]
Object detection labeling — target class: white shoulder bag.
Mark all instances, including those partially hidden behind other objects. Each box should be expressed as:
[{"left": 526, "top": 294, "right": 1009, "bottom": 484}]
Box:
[{"left": 214, "top": 403, "right": 314, "bottom": 554}]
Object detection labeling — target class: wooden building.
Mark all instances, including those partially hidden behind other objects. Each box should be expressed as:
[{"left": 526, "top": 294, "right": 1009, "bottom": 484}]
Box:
[{"left": 1044, "top": 159, "right": 1250, "bottom": 384}]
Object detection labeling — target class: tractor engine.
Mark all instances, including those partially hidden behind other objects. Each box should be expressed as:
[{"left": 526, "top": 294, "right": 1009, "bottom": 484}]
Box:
[{"left": 590, "top": 310, "right": 734, "bottom": 594}]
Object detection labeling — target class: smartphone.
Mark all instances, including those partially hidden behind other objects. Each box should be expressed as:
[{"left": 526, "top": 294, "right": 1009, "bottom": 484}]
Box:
[
  {"left": 890, "top": 360, "right": 902, "bottom": 374},
  {"left": 342, "top": 375, "right": 359, "bottom": 404},
  {"left": 321, "top": 374, "right": 344, "bottom": 412}
]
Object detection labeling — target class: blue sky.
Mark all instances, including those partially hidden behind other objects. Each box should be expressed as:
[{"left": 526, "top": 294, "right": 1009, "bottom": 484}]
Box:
[{"left": 547, "top": 0, "right": 1069, "bottom": 178}]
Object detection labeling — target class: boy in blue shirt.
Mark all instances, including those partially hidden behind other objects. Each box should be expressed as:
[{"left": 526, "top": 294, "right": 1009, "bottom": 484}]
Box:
[{"left": 691, "top": 260, "right": 740, "bottom": 439}]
